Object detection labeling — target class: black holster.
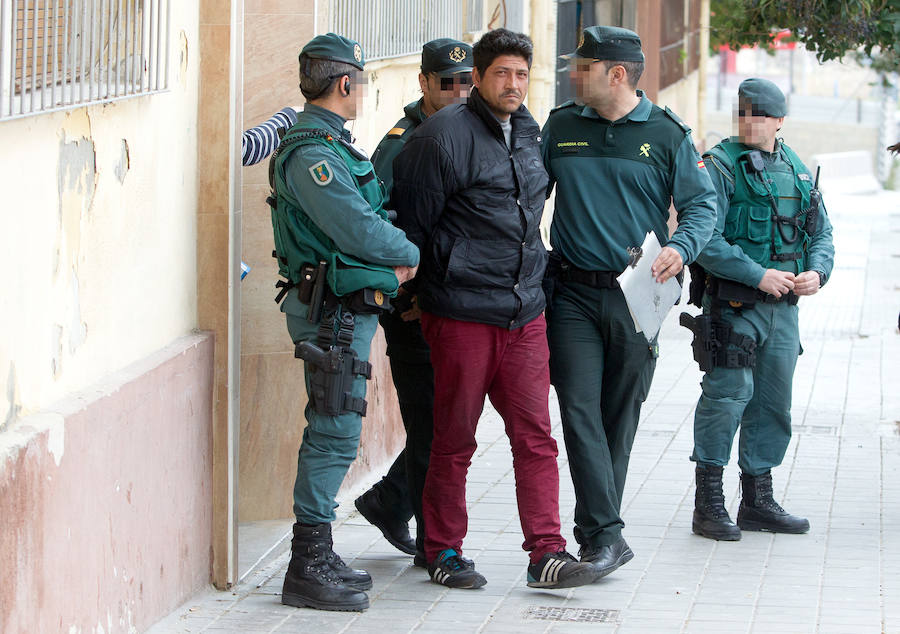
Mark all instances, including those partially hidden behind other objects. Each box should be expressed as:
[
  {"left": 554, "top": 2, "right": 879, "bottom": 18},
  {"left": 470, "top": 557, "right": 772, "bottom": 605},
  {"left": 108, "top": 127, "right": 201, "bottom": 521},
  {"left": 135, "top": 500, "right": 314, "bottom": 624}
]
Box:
[
  {"left": 296, "top": 298, "right": 373, "bottom": 417},
  {"left": 679, "top": 312, "right": 757, "bottom": 372},
  {"left": 295, "top": 341, "right": 372, "bottom": 416},
  {"left": 706, "top": 276, "right": 759, "bottom": 309}
]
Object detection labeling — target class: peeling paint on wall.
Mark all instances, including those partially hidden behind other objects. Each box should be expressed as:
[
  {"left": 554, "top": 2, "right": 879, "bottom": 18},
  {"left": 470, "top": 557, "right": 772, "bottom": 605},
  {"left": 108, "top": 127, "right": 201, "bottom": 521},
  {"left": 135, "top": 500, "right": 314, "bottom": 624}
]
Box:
[
  {"left": 3, "top": 363, "right": 21, "bottom": 431},
  {"left": 114, "top": 140, "right": 130, "bottom": 183},
  {"left": 51, "top": 325, "right": 63, "bottom": 378},
  {"left": 46, "top": 414, "right": 65, "bottom": 467},
  {"left": 178, "top": 30, "right": 189, "bottom": 89},
  {"left": 67, "top": 269, "right": 87, "bottom": 354},
  {"left": 56, "top": 119, "right": 97, "bottom": 279}
]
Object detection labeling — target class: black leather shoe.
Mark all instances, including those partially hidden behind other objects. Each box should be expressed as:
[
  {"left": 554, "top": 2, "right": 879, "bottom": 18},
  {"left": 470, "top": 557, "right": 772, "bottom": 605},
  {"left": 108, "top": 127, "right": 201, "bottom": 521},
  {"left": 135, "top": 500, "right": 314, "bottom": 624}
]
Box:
[
  {"left": 354, "top": 488, "right": 417, "bottom": 555},
  {"left": 578, "top": 537, "right": 634, "bottom": 579},
  {"left": 737, "top": 471, "right": 810, "bottom": 534}
]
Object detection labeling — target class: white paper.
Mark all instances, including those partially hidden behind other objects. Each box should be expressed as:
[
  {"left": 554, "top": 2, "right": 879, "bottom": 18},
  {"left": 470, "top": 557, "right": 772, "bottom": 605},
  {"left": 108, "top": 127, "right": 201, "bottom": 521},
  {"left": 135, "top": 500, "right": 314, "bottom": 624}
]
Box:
[{"left": 616, "top": 232, "right": 683, "bottom": 342}]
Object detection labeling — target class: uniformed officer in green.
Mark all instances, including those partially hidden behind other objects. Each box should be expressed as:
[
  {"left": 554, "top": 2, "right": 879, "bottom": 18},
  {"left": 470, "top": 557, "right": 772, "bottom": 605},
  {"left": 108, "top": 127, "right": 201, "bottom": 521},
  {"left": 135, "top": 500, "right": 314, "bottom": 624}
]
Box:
[
  {"left": 353, "top": 38, "right": 472, "bottom": 562},
  {"left": 687, "top": 78, "right": 834, "bottom": 540},
  {"left": 268, "top": 33, "right": 419, "bottom": 612},
  {"left": 541, "top": 26, "right": 716, "bottom": 578}
]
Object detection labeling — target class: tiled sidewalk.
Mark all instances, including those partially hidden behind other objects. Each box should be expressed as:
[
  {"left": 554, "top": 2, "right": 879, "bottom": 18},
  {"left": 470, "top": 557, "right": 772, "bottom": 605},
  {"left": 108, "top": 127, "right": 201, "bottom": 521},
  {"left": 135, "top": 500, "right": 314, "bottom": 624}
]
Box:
[{"left": 149, "top": 190, "right": 900, "bottom": 633}]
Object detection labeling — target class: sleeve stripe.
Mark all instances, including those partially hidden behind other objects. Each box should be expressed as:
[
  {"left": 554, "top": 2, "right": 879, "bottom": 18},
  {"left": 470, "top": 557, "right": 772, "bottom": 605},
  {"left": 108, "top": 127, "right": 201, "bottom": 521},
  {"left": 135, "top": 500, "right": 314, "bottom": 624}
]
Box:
[{"left": 242, "top": 109, "right": 298, "bottom": 166}]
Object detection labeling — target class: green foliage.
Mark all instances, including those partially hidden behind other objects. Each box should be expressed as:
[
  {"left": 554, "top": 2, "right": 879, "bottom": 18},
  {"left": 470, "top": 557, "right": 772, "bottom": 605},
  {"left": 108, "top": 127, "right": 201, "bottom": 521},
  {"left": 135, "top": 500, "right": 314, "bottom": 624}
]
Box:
[{"left": 710, "top": 0, "right": 900, "bottom": 66}]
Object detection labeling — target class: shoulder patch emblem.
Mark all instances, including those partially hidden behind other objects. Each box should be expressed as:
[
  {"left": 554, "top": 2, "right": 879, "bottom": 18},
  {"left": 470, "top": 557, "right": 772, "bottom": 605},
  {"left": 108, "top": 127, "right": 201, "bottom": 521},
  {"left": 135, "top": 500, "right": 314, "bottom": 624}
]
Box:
[
  {"left": 798, "top": 173, "right": 810, "bottom": 181},
  {"left": 639, "top": 143, "right": 651, "bottom": 157},
  {"left": 308, "top": 160, "right": 333, "bottom": 186},
  {"left": 697, "top": 159, "right": 705, "bottom": 168}
]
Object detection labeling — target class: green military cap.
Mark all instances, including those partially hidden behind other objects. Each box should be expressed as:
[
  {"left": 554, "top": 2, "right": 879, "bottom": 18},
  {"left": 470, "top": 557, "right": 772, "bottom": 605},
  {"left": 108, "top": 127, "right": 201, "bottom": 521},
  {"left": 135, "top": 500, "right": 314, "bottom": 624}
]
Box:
[
  {"left": 421, "top": 38, "right": 473, "bottom": 75},
  {"left": 299, "top": 32, "right": 365, "bottom": 70},
  {"left": 738, "top": 78, "right": 787, "bottom": 117},
  {"left": 564, "top": 25, "right": 644, "bottom": 63}
]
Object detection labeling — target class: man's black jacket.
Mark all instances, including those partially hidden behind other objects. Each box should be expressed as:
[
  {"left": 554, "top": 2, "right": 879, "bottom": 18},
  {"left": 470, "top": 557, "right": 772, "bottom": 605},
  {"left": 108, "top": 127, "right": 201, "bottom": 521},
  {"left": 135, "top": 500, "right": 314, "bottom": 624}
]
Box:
[{"left": 391, "top": 88, "right": 549, "bottom": 329}]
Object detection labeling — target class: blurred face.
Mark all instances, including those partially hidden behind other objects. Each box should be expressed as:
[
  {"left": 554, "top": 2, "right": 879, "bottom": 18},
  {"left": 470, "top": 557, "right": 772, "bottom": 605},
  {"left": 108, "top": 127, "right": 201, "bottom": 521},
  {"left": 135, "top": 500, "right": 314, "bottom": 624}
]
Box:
[
  {"left": 420, "top": 71, "right": 472, "bottom": 114},
  {"left": 473, "top": 54, "right": 530, "bottom": 120},
  {"left": 569, "top": 58, "right": 610, "bottom": 107},
  {"left": 344, "top": 70, "right": 368, "bottom": 120},
  {"left": 735, "top": 101, "right": 783, "bottom": 151}
]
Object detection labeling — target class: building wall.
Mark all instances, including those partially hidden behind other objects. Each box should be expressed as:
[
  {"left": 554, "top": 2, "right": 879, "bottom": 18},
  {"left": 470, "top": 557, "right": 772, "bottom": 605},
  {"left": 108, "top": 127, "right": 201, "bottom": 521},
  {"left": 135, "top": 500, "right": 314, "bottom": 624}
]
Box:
[
  {"left": 0, "top": 335, "right": 214, "bottom": 634},
  {"left": 197, "top": 0, "right": 244, "bottom": 587},
  {"left": 0, "top": 6, "right": 200, "bottom": 428},
  {"left": 0, "top": 5, "right": 223, "bottom": 631},
  {"left": 657, "top": 70, "right": 702, "bottom": 130}
]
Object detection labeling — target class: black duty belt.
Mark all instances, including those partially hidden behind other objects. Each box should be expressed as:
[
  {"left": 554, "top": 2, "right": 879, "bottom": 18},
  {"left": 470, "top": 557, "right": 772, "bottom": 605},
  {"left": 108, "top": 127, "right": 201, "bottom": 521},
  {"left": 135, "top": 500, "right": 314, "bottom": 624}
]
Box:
[
  {"left": 757, "top": 290, "right": 799, "bottom": 305},
  {"left": 559, "top": 262, "right": 619, "bottom": 289},
  {"left": 707, "top": 276, "right": 798, "bottom": 307}
]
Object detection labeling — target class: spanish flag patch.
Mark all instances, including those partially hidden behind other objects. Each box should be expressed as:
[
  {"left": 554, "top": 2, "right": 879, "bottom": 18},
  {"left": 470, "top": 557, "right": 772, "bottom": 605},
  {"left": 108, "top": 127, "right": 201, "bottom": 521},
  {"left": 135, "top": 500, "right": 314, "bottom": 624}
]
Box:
[{"left": 697, "top": 159, "right": 706, "bottom": 169}]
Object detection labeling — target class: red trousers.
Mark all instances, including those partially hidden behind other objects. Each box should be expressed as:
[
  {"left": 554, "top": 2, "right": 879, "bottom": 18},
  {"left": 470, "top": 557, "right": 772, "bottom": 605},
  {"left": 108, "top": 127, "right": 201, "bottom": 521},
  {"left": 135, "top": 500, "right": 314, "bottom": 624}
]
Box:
[{"left": 420, "top": 312, "right": 566, "bottom": 564}]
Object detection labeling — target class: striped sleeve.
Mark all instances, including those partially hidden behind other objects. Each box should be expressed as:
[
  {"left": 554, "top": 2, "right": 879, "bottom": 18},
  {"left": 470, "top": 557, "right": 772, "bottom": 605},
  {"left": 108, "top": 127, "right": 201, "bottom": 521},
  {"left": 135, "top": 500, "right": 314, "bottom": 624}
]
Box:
[{"left": 241, "top": 107, "right": 298, "bottom": 166}]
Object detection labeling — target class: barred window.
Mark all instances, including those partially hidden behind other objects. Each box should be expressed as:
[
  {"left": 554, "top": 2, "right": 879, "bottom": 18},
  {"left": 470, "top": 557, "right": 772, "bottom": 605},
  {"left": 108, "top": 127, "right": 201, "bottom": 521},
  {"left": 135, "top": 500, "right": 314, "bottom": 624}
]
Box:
[
  {"left": 0, "top": 0, "right": 170, "bottom": 121},
  {"left": 330, "top": 0, "right": 464, "bottom": 62}
]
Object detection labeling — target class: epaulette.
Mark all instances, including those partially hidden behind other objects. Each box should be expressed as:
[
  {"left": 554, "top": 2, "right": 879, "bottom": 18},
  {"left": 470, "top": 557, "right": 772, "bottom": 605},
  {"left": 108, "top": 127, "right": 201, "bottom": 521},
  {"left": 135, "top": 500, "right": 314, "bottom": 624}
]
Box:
[
  {"left": 386, "top": 120, "right": 412, "bottom": 138},
  {"left": 663, "top": 106, "right": 691, "bottom": 133},
  {"left": 702, "top": 147, "right": 735, "bottom": 186},
  {"left": 550, "top": 99, "right": 578, "bottom": 114}
]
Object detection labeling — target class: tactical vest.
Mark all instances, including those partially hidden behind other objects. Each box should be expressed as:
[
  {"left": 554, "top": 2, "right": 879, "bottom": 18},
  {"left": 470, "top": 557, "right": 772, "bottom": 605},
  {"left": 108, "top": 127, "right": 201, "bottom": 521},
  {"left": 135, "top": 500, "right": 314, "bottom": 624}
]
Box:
[
  {"left": 268, "top": 127, "right": 399, "bottom": 298},
  {"left": 708, "top": 140, "right": 813, "bottom": 274}
]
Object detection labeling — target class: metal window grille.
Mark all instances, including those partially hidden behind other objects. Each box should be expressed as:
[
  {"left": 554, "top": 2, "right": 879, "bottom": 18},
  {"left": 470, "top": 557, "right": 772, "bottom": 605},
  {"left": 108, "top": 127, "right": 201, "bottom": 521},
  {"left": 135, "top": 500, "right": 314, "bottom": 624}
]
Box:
[
  {"left": 466, "top": 0, "right": 482, "bottom": 32},
  {"left": 0, "top": 0, "right": 170, "bottom": 121},
  {"left": 504, "top": 0, "right": 525, "bottom": 33},
  {"left": 330, "top": 0, "right": 463, "bottom": 63}
]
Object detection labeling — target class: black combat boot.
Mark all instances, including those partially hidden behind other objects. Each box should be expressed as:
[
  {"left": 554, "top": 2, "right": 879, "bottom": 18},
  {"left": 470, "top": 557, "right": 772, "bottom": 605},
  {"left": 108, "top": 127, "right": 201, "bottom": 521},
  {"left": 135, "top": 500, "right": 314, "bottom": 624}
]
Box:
[
  {"left": 692, "top": 464, "right": 741, "bottom": 541},
  {"left": 318, "top": 523, "right": 373, "bottom": 591},
  {"left": 737, "top": 471, "right": 810, "bottom": 534},
  {"left": 281, "top": 523, "right": 369, "bottom": 611}
]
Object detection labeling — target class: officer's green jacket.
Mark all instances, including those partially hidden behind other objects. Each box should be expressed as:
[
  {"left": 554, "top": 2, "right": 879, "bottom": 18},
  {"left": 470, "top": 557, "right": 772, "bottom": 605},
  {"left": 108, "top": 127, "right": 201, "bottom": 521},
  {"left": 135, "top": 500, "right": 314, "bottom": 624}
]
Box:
[
  {"left": 697, "top": 137, "right": 834, "bottom": 287},
  {"left": 541, "top": 92, "right": 716, "bottom": 271},
  {"left": 371, "top": 99, "right": 426, "bottom": 196},
  {"left": 275, "top": 103, "right": 419, "bottom": 291}
]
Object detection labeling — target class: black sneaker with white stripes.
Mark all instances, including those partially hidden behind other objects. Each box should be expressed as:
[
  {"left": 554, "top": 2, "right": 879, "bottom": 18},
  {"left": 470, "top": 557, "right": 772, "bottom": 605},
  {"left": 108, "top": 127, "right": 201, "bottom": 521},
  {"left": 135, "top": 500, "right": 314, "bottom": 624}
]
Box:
[
  {"left": 526, "top": 550, "right": 599, "bottom": 589},
  {"left": 428, "top": 549, "right": 487, "bottom": 589}
]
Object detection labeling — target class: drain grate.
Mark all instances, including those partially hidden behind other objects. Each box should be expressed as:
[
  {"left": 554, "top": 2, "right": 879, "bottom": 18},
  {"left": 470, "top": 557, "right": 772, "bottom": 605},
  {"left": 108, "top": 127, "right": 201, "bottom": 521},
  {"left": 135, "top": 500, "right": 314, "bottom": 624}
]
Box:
[{"left": 523, "top": 606, "right": 619, "bottom": 623}]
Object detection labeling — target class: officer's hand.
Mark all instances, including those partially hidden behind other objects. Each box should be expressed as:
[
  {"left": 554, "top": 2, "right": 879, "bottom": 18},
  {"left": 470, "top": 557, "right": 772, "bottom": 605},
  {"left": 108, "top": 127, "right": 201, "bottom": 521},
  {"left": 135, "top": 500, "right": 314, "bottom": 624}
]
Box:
[
  {"left": 758, "top": 269, "right": 795, "bottom": 298},
  {"left": 793, "top": 271, "right": 821, "bottom": 296},
  {"left": 393, "top": 264, "right": 418, "bottom": 285},
  {"left": 401, "top": 295, "right": 423, "bottom": 322},
  {"left": 651, "top": 247, "right": 683, "bottom": 283}
]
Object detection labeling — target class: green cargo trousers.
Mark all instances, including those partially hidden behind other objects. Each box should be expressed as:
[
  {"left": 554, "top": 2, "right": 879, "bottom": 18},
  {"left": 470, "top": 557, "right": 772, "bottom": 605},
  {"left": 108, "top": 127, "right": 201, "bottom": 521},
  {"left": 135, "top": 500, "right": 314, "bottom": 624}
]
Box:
[
  {"left": 691, "top": 296, "right": 800, "bottom": 476},
  {"left": 282, "top": 291, "right": 378, "bottom": 524},
  {"left": 548, "top": 281, "right": 657, "bottom": 548}
]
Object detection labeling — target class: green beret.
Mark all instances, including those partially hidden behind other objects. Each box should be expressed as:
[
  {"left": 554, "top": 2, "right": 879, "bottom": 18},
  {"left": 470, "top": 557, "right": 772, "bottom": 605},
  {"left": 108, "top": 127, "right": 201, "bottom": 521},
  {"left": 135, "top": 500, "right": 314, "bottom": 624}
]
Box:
[
  {"left": 564, "top": 25, "right": 644, "bottom": 63},
  {"left": 738, "top": 78, "right": 787, "bottom": 117},
  {"left": 422, "top": 38, "right": 473, "bottom": 76},
  {"left": 300, "top": 32, "right": 365, "bottom": 70}
]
